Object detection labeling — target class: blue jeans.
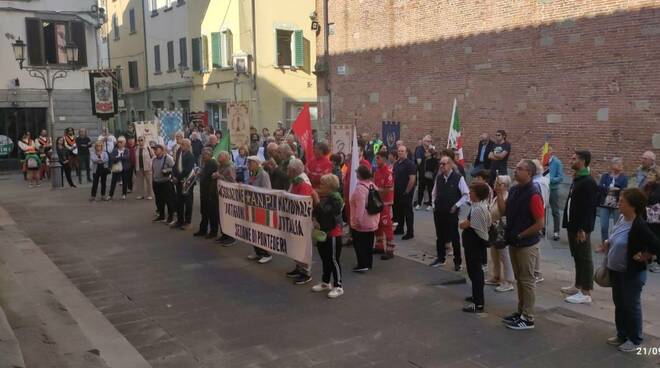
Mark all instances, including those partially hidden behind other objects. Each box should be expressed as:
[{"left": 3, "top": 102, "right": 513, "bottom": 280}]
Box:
[
  {"left": 610, "top": 270, "right": 647, "bottom": 345},
  {"left": 599, "top": 207, "right": 619, "bottom": 242}
]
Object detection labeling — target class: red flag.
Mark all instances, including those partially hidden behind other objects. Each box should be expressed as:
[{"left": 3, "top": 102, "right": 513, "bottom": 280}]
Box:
[{"left": 291, "top": 104, "right": 313, "bottom": 162}]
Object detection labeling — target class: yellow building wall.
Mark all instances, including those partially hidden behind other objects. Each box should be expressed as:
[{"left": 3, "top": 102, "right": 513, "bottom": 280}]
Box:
[
  {"left": 107, "top": 0, "right": 147, "bottom": 93},
  {"left": 189, "top": 0, "right": 317, "bottom": 131}
]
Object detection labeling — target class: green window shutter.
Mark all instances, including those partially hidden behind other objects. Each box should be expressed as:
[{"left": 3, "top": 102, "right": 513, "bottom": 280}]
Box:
[
  {"left": 192, "top": 38, "right": 201, "bottom": 71},
  {"left": 211, "top": 32, "right": 221, "bottom": 69},
  {"left": 294, "top": 30, "right": 304, "bottom": 67},
  {"left": 202, "top": 35, "right": 209, "bottom": 71}
]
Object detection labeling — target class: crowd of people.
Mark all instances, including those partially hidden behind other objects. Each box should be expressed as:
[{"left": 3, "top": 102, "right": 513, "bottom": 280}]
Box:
[{"left": 16, "top": 124, "right": 660, "bottom": 351}]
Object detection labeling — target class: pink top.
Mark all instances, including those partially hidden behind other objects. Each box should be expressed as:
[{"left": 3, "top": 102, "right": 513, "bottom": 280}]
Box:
[{"left": 350, "top": 180, "right": 380, "bottom": 232}]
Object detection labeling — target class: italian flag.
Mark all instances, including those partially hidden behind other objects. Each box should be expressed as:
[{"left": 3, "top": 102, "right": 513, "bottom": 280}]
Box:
[
  {"left": 251, "top": 207, "right": 278, "bottom": 229},
  {"left": 447, "top": 98, "right": 464, "bottom": 165}
]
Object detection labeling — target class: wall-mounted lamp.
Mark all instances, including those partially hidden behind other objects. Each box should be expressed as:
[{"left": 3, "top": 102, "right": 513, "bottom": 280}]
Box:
[{"left": 309, "top": 11, "right": 320, "bottom": 33}]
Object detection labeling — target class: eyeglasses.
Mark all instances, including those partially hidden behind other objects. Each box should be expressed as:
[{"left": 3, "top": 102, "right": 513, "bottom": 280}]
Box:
[{"left": 438, "top": 162, "right": 447, "bottom": 166}]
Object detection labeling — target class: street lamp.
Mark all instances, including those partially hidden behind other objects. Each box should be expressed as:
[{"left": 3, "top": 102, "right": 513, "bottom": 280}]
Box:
[{"left": 11, "top": 37, "right": 80, "bottom": 188}]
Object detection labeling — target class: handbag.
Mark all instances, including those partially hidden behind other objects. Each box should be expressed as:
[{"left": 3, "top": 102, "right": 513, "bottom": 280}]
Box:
[
  {"left": 594, "top": 255, "right": 611, "bottom": 288},
  {"left": 111, "top": 161, "right": 123, "bottom": 173},
  {"left": 365, "top": 184, "right": 384, "bottom": 215},
  {"left": 488, "top": 217, "right": 508, "bottom": 249}
]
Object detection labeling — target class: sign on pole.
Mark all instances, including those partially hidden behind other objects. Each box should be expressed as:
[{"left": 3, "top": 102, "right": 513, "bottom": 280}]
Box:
[
  {"left": 228, "top": 102, "right": 250, "bottom": 148},
  {"left": 331, "top": 124, "right": 352, "bottom": 154},
  {"left": 89, "top": 70, "right": 118, "bottom": 119}
]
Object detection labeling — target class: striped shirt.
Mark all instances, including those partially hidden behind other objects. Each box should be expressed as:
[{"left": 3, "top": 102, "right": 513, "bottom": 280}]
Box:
[{"left": 468, "top": 200, "right": 492, "bottom": 241}]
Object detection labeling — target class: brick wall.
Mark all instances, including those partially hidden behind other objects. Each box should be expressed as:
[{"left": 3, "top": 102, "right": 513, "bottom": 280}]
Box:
[{"left": 316, "top": 0, "right": 660, "bottom": 176}]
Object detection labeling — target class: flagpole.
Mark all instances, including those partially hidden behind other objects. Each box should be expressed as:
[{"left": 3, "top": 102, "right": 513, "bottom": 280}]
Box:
[{"left": 447, "top": 98, "right": 457, "bottom": 148}]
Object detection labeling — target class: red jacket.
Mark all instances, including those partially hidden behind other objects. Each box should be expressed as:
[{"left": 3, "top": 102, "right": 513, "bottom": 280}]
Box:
[{"left": 306, "top": 155, "right": 333, "bottom": 189}]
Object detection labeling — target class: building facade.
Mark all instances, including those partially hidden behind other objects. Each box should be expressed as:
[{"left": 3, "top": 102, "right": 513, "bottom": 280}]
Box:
[
  {"left": 0, "top": 0, "right": 107, "bottom": 167},
  {"left": 316, "top": 0, "right": 660, "bottom": 173},
  {"left": 106, "top": 0, "right": 149, "bottom": 131},
  {"left": 189, "top": 0, "right": 318, "bottom": 133}
]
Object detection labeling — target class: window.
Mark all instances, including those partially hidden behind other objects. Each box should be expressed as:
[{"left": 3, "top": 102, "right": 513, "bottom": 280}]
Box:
[
  {"left": 129, "top": 8, "right": 136, "bottom": 33},
  {"left": 115, "top": 65, "right": 123, "bottom": 91},
  {"left": 285, "top": 102, "right": 317, "bottom": 128},
  {"left": 152, "top": 101, "right": 164, "bottom": 112},
  {"left": 112, "top": 14, "right": 119, "bottom": 40},
  {"left": 153, "top": 45, "right": 161, "bottom": 73},
  {"left": 177, "top": 0, "right": 185, "bottom": 6},
  {"left": 138, "top": 110, "right": 145, "bottom": 121},
  {"left": 25, "top": 18, "right": 87, "bottom": 67},
  {"left": 206, "top": 103, "right": 227, "bottom": 131},
  {"left": 179, "top": 37, "right": 187, "bottom": 67},
  {"left": 275, "top": 29, "right": 307, "bottom": 70},
  {"left": 211, "top": 29, "right": 233, "bottom": 69},
  {"left": 151, "top": 0, "right": 158, "bottom": 15},
  {"left": 192, "top": 37, "right": 201, "bottom": 71},
  {"left": 179, "top": 100, "right": 190, "bottom": 124},
  {"left": 167, "top": 41, "right": 175, "bottom": 72},
  {"left": 128, "top": 61, "right": 139, "bottom": 88}
]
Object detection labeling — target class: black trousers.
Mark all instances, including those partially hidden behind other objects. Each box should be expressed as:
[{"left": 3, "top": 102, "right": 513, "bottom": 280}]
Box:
[
  {"left": 153, "top": 181, "right": 174, "bottom": 220},
  {"left": 393, "top": 192, "right": 414, "bottom": 235},
  {"left": 61, "top": 162, "right": 75, "bottom": 187},
  {"left": 433, "top": 211, "right": 462, "bottom": 266},
  {"left": 77, "top": 155, "right": 91, "bottom": 182},
  {"left": 416, "top": 176, "right": 434, "bottom": 206},
  {"left": 317, "top": 236, "right": 343, "bottom": 287},
  {"left": 91, "top": 169, "right": 107, "bottom": 197},
  {"left": 126, "top": 168, "right": 134, "bottom": 191},
  {"left": 463, "top": 228, "right": 487, "bottom": 306},
  {"left": 198, "top": 193, "right": 219, "bottom": 235},
  {"left": 109, "top": 171, "right": 129, "bottom": 196},
  {"left": 175, "top": 182, "right": 193, "bottom": 225},
  {"left": 352, "top": 229, "right": 375, "bottom": 269}
]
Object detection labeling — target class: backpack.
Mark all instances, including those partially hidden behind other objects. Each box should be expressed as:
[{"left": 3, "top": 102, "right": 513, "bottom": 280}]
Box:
[
  {"left": 26, "top": 156, "right": 39, "bottom": 169},
  {"left": 365, "top": 184, "right": 384, "bottom": 215}
]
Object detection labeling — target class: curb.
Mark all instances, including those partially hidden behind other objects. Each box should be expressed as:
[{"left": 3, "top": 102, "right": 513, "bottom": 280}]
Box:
[{"left": 0, "top": 303, "right": 25, "bottom": 368}]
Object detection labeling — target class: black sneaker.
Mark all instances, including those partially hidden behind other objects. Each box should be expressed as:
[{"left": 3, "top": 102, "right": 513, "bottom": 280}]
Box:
[
  {"left": 294, "top": 274, "right": 312, "bottom": 285},
  {"left": 402, "top": 234, "right": 414, "bottom": 240},
  {"left": 430, "top": 259, "right": 446, "bottom": 267},
  {"left": 352, "top": 266, "right": 369, "bottom": 273},
  {"left": 501, "top": 312, "right": 521, "bottom": 323},
  {"left": 462, "top": 304, "right": 484, "bottom": 313},
  {"left": 193, "top": 231, "right": 206, "bottom": 237},
  {"left": 216, "top": 235, "right": 236, "bottom": 246},
  {"left": 380, "top": 253, "right": 394, "bottom": 260},
  {"left": 505, "top": 316, "right": 535, "bottom": 330},
  {"left": 286, "top": 268, "right": 302, "bottom": 278},
  {"left": 393, "top": 228, "right": 404, "bottom": 235},
  {"left": 454, "top": 264, "right": 463, "bottom": 272}
]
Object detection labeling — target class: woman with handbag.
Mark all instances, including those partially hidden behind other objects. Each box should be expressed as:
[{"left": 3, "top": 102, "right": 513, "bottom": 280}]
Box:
[
  {"left": 485, "top": 175, "right": 515, "bottom": 292},
  {"left": 597, "top": 157, "right": 628, "bottom": 242},
  {"left": 598, "top": 188, "right": 660, "bottom": 352},
  {"left": 90, "top": 140, "right": 109, "bottom": 201},
  {"left": 108, "top": 136, "right": 130, "bottom": 200},
  {"left": 55, "top": 137, "right": 77, "bottom": 188},
  {"left": 460, "top": 182, "right": 492, "bottom": 313}
]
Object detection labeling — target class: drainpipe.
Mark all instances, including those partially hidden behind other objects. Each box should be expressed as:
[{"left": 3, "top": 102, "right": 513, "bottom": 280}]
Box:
[
  {"left": 141, "top": 0, "right": 151, "bottom": 117},
  {"left": 251, "top": 0, "right": 257, "bottom": 91},
  {"left": 323, "top": 0, "right": 331, "bottom": 127}
]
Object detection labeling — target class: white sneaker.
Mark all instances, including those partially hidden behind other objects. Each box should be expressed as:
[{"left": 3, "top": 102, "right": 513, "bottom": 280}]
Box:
[
  {"left": 648, "top": 263, "right": 660, "bottom": 273},
  {"left": 414, "top": 205, "right": 421, "bottom": 211},
  {"left": 560, "top": 285, "right": 579, "bottom": 295},
  {"left": 565, "top": 291, "right": 592, "bottom": 304},
  {"left": 247, "top": 254, "right": 259, "bottom": 260},
  {"left": 311, "top": 283, "right": 331, "bottom": 292},
  {"left": 146, "top": 196, "right": 153, "bottom": 200},
  {"left": 495, "top": 283, "right": 515, "bottom": 292},
  {"left": 426, "top": 205, "right": 433, "bottom": 211},
  {"left": 617, "top": 340, "right": 639, "bottom": 353},
  {"left": 328, "top": 287, "right": 344, "bottom": 299},
  {"left": 257, "top": 255, "right": 272, "bottom": 264}
]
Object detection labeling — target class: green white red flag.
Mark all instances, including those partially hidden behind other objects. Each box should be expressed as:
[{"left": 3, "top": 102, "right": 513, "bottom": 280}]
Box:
[{"left": 447, "top": 98, "right": 464, "bottom": 165}]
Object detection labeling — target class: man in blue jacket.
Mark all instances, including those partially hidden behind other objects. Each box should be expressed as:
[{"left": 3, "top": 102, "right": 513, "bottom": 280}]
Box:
[{"left": 546, "top": 146, "right": 564, "bottom": 241}]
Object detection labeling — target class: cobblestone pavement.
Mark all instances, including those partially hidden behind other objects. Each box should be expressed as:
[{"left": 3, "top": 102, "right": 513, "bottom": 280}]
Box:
[{"left": 1, "top": 174, "right": 659, "bottom": 367}]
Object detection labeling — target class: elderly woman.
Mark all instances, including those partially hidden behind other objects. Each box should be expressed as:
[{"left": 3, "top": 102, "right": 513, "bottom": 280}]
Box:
[
  {"left": 90, "top": 140, "right": 109, "bottom": 201},
  {"left": 599, "top": 188, "right": 660, "bottom": 352},
  {"left": 213, "top": 151, "right": 238, "bottom": 245},
  {"left": 134, "top": 136, "right": 154, "bottom": 200},
  {"left": 460, "top": 182, "right": 492, "bottom": 313},
  {"left": 311, "top": 174, "right": 345, "bottom": 298},
  {"left": 486, "top": 175, "right": 516, "bottom": 292},
  {"left": 108, "top": 136, "right": 130, "bottom": 200},
  {"left": 350, "top": 165, "right": 380, "bottom": 272},
  {"left": 286, "top": 158, "right": 315, "bottom": 284},
  {"left": 246, "top": 155, "right": 273, "bottom": 263},
  {"left": 598, "top": 157, "right": 629, "bottom": 242}
]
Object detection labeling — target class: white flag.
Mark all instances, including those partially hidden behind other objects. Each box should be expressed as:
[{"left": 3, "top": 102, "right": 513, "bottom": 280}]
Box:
[{"left": 349, "top": 126, "right": 359, "bottom": 196}]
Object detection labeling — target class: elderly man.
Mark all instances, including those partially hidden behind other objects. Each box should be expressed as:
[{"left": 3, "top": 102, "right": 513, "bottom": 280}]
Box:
[
  {"left": 194, "top": 148, "right": 219, "bottom": 239},
  {"left": 152, "top": 144, "right": 175, "bottom": 223},
  {"left": 471, "top": 133, "right": 493, "bottom": 177},
  {"left": 171, "top": 138, "right": 196, "bottom": 230},
  {"left": 286, "top": 158, "right": 314, "bottom": 285},
  {"left": 637, "top": 151, "right": 657, "bottom": 188},
  {"left": 393, "top": 145, "right": 417, "bottom": 240},
  {"left": 169, "top": 130, "right": 185, "bottom": 157},
  {"left": 213, "top": 151, "right": 237, "bottom": 245}
]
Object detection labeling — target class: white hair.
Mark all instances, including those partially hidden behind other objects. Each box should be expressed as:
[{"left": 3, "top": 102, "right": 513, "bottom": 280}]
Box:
[
  {"left": 288, "top": 158, "right": 305, "bottom": 174},
  {"left": 496, "top": 175, "right": 512, "bottom": 188},
  {"left": 643, "top": 150, "right": 656, "bottom": 162}
]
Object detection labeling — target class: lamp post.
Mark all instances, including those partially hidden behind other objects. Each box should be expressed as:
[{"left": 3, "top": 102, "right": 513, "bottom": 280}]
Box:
[{"left": 11, "top": 37, "right": 79, "bottom": 188}]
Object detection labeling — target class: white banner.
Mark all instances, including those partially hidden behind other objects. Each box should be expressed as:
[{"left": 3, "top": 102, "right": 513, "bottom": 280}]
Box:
[
  {"left": 331, "top": 124, "right": 353, "bottom": 154},
  {"left": 218, "top": 180, "right": 313, "bottom": 265},
  {"left": 134, "top": 120, "right": 161, "bottom": 146}
]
